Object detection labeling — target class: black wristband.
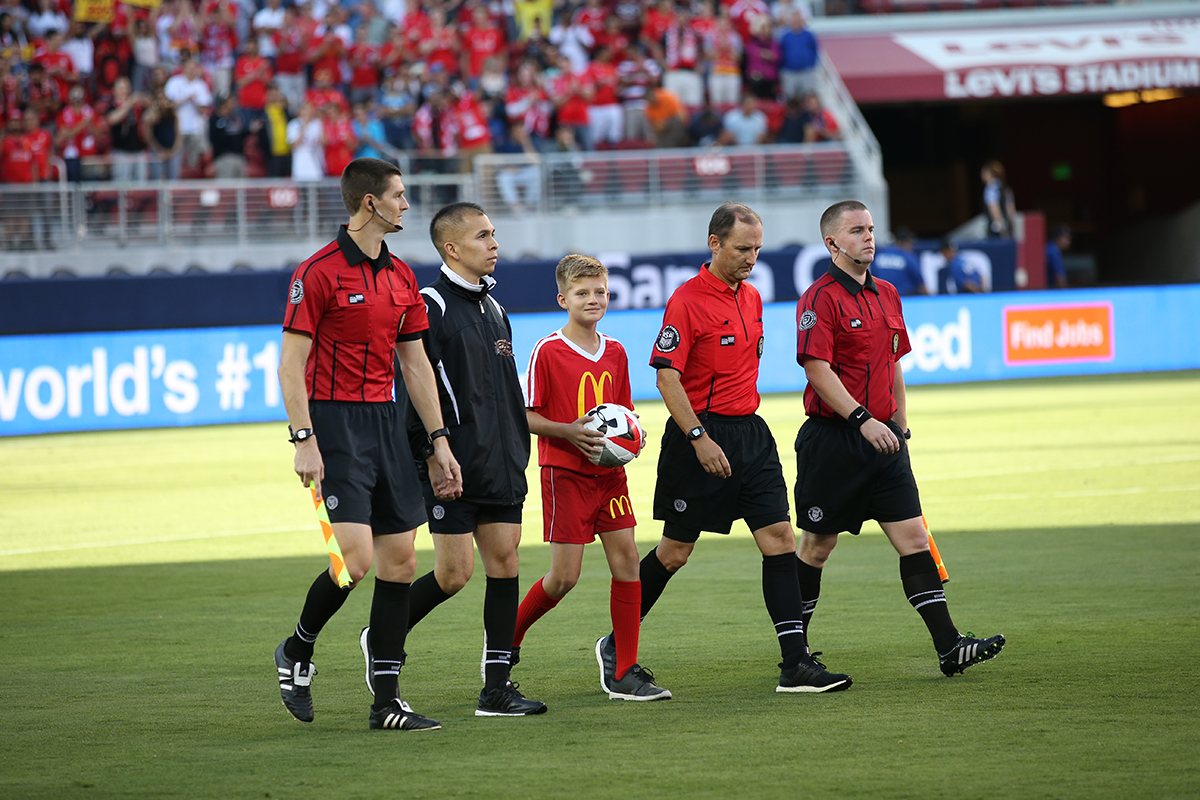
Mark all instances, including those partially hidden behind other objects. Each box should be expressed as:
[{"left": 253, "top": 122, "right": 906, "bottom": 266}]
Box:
[
  {"left": 848, "top": 406, "right": 872, "bottom": 429},
  {"left": 288, "top": 426, "right": 314, "bottom": 444},
  {"left": 427, "top": 427, "right": 450, "bottom": 443},
  {"left": 904, "top": 428, "right": 912, "bottom": 440}
]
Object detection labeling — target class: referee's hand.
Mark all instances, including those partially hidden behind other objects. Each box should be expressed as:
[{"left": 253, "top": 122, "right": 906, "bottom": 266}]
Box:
[
  {"left": 294, "top": 439, "right": 325, "bottom": 498},
  {"left": 860, "top": 418, "right": 901, "bottom": 455},
  {"left": 693, "top": 436, "right": 732, "bottom": 479}
]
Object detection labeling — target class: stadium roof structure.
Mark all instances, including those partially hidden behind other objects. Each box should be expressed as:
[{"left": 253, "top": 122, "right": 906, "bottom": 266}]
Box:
[{"left": 812, "top": 1, "right": 1200, "bottom": 103}]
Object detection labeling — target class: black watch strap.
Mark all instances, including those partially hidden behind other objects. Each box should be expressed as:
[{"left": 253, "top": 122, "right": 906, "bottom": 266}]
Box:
[
  {"left": 686, "top": 425, "right": 706, "bottom": 441},
  {"left": 427, "top": 427, "right": 450, "bottom": 444},
  {"left": 288, "top": 426, "right": 314, "bottom": 444}
]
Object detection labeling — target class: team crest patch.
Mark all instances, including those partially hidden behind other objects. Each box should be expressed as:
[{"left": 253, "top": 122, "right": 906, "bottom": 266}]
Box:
[
  {"left": 495, "top": 339, "right": 514, "bottom": 357},
  {"left": 850, "top": 318, "right": 862, "bottom": 329},
  {"left": 798, "top": 310, "right": 817, "bottom": 331},
  {"left": 673, "top": 499, "right": 687, "bottom": 513},
  {"left": 892, "top": 333, "right": 900, "bottom": 354},
  {"left": 432, "top": 505, "right": 445, "bottom": 520},
  {"left": 720, "top": 335, "right": 735, "bottom": 346},
  {"left": 325, "top": 495, "right": 339, "bottom": 510},
  {"left": 656, "top": 325, "right": 681, "bottom": 353},
  {"left": 807, "top": 506, "right": 823, "bottom": 522},
  {"left": 289, "top": 279, "right": 304, "bottom": 304},
  {"left": 757, "top": 336, "right": 764, "bottom": 358}
]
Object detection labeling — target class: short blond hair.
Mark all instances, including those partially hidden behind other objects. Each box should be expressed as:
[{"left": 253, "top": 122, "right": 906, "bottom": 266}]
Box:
[{"left": 555, "top": 254, "right": 608, "bottom": 294}]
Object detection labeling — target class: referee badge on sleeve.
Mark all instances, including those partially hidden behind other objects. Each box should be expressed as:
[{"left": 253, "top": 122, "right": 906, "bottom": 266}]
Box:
[
  {"left": 656, "top": 325, "right": 681, "bottom": 353},
  {"left": 798, "top": 310, "right": 817, "bottom": 331},
  {"left": 289, "top": 279, "right": 304, "bottom": 304},
  {"left": 757, "top": 336, "right": 764, "bottom": 358}
]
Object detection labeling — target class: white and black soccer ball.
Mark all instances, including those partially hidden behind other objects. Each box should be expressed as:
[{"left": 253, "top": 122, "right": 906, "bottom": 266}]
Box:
[{"left": 583, "top": 403, "right": 645, "bottom": 468}]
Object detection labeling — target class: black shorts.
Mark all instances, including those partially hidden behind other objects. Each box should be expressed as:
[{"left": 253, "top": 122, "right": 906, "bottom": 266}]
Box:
[
  {"left": 653, "top": 413, "right": 791, "bottom": 541},
  {"left": 793, "top": 416, "right": 922, "bottom": 536},
  {"left": 309, "top": 400, "right": 426, "bottom": 534},
  {"left": 422, "top": 485, "right": 523, "bottom": 535}
]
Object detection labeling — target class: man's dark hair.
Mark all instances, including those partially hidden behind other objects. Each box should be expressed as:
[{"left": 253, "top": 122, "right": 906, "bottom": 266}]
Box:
[
  {"left": 430, "top": 202, "right": 487, "bottom": 260},
  {"left": 1050, "top": 223, "right": 1071, "bottom": 240},
  {"left": 893, "top": 226, "right": 915, "bottom": 243},
  {"left": 708, "top": 202, "right": 761, "bottom": 242},
  {"left": 819, "top": 200, "right": 868, "bottom": 239},
  {"left": 340, "top": 157, "right": 402, "bottom": 215}
]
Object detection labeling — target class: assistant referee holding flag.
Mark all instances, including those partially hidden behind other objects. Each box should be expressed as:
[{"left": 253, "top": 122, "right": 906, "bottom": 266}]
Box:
[
  {"left": 273, "top": 158, "right": 463, "bottom": 731},
  {"left": 793, "top": 199, "right": 1004, "bottom": 678}
]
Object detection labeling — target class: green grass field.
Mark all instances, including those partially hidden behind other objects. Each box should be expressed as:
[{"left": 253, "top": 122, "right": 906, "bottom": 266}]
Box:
[{"left": 2, "top": 371, "right": 1198, "bottom": 799}]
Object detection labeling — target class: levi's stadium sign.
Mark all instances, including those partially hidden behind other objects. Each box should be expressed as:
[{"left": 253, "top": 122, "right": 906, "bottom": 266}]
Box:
[{"left": 823, "top": 16, "right": 1200, "bottom": 103}]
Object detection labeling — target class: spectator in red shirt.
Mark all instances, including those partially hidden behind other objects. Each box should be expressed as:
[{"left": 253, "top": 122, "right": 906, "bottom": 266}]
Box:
[
  {"left": 420, "top": 10, "right": 460, "bottom": 77},
  {"left": 640, "top": 0, "right": 676, "bottom": 61},
  {"left": 56, "top": 84, "right": 98, "bottom": 182},
  {"left": 1, "top": 108, "right": 34, "bottom": 184},
  {"left": 548, "top": 53, "right": 592, "bottom": 150},
  {"left": 504, "top": 60, "right": 550, "bottom": 147},
  {"left": 198, "top": 0, "right": 238, "bottom": 98},
  {"left": 571, "top": 0, "right": 608, "bottom": 41},
  {"left": 346, "top": 23, "right": 381, "bottom": 107},
  {"left": 34, "top": 30, "right": 78, "bottom": 103},
  {"left": 25, "top": 62, "right": 62, "bottom": 125},
  {"left": 662, "top": 7, "right": 704, "bottom": 108},
  {"left": 594, "top": 16, "right": 631, "bottom": 63},
  {"left": 24, "top": 107, "right": 54, "bottom": 182},
  {"left": 305, "top": 69, "right": 349, "bottom": 115},
  {"left": 273, "top": 5, "right": 309, "bottom": 112},
  {"left": 453, "top": 86, "right": 493, "bottom": 173},
  {"left": 586, "top": 45, "right": 623, "bottom": 148},
  {"left": 461, "top": 6, "right": 506, "bottom": 81},
  {"left": 233, "top": 38, "right": 272, "bottom": 126},
  {"left": 321, "top": 101, "right": 356, "bottom": 177},
  {"left": 307, "top": 13, "right": 345, "bottom": 89}
]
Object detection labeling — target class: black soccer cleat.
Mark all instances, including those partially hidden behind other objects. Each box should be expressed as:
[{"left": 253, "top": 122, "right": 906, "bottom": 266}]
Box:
[
  {"left": 476, "top": 682, "right": 547, "bottom": 716},
  {"left": 776, "top": 653, "right": 853, "bottom": 693},
  {"left": 369, "top": 698, "right": 441, "bottom": 731},
  {"left": 939, "top": 633, "right": 1005, "bottom": 677},
  {"left": 607, "top": 664, "right": 672, "bottom": 701},
  {"left": 595, "top": 634, "right": 617, "bottom": 693},
  {"left": 274, "top": 640, "right": 316, "bottom": 722}
]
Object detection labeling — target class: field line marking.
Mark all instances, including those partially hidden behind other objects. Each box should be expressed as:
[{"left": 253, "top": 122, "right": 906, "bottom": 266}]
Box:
[
  {"left": 927, "top": 484, "right": 1199, "bottom": 503},
  {"left": 0, "top": 526, "right": 309, "bottom": 557}
]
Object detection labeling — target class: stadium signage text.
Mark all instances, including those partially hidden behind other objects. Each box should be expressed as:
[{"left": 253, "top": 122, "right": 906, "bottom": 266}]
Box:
[
  {"left": 944, "top": 59, "right": 1200, "bottom": 98},
  {"left": 1003, "top": 303, "right": 1114, "bottom": 364}
]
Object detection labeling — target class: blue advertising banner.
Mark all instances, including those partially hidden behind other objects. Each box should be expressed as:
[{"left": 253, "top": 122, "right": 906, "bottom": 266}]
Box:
[
  {"left": 0, "top": 241, "right": 1015, "bottom": 335},
  {"left": 2, "top": 285, "right": 1196, "bottom": 436}
]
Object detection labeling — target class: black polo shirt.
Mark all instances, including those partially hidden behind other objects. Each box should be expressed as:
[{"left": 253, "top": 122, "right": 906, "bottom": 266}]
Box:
[
  {"left": 284, "top": 226, "right": 428, "bottom": 402},
  {"left": 796, "top": 264, "right": 911, "bottom": 421}
]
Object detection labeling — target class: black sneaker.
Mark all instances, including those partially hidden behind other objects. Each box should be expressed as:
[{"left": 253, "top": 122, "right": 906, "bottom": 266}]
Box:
[
  {"left": 607, "top": 664, "right": 672, "bottom": 701},
  {"left": 776, "top": 654, "right": 852, "bottom": 693},
  {"left": 368, "top": 698, "right": 441, "bottom": 731},
  {"left": 274, "top": 640, "right": 316, "bottom": 722},
  {"left": 475, "top": 682, "right": 548, "bottom": 716},
  {"left": 594, "top": 634, "right": 616, "bottom": 693},
  {"left": 939, "top": 633, "right": 1005, "bottom": 677}
]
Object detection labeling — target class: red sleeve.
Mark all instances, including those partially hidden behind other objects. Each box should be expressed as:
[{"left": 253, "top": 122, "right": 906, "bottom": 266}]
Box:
[
  {"left": 613, "top": 341, "right": 634, "bottom": 409},
  {"left": 795, "top": 282, "right": 837, "bottom": 365},
  {"left": 884, "top": 285, "right": 912, "bottom": 362},
  {"left": 394, "top": 262, "right": 429, "bottom": 338},
  {"left": 650, "top": 290, "right": 695, "bottom": 372},
  {"left": 283, "top": 261, "right": 331, "bottom": 337},
  {"left": 525, "top": 337, "right": 555, "bottom": 412}
]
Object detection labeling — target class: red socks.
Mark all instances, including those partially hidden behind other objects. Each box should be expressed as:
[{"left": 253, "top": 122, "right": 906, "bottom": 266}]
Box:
[
  {"left": 513, "top": 577, "right": 560, "bottom": 647},
  {"left": 611, "top": 579, "right": 641, "bottom": 681}
]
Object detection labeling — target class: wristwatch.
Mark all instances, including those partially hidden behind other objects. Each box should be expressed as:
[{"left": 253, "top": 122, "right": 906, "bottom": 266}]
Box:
[
  {"left": 686, "top": 425, "right": 706, "bottom": 441},
  {"left": 288, "top": 426, "right": 315, "bottom": 444}
]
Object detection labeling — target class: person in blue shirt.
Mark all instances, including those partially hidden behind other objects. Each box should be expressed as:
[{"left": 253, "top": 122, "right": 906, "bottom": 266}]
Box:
[
  {"left": 1045, "top": 224, "right": 1071, "bottom": 289},
  {"left": 937, "top": 238, "right": 982, "bottom": 294},
  {"left": 352, "top": 102, "right": 392, "bottom": 161},
  {"left": 779, "top": 11, "right": 820, "bottom": 100},
  {"left": 872, "top": 227, "right": 928, "bottom": 296}
]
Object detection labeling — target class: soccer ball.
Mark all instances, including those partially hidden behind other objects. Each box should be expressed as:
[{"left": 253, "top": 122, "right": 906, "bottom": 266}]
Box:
[{"left": 583, "top": 403, "right": 644, "bottom": 468}]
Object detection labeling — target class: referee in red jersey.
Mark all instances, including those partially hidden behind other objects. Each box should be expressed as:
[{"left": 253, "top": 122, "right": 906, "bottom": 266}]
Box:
[
  {"left": 602, "top": 202, "right": 850, "bottom": 694},
  {"left": 794, "top": 200, "right": 1004, "bottom": 677},
  {"left": 273, "top": 158, "right": 463, "bottom": 731}
]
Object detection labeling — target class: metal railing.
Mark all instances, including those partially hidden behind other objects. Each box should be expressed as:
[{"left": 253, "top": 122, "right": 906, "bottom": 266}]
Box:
[
  {"left": 472, "top": 141, "right": 869, "bottom": 216},
  {"left": 0, "top": 172, "right": 475, "bottom": 255}
]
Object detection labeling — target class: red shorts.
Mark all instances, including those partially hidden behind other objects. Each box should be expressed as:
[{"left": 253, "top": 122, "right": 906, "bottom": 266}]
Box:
[{"left": 540, "top": 466, "right": 636, "bottom": 544}]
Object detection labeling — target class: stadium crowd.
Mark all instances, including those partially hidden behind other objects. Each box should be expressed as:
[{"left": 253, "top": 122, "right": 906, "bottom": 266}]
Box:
[{"left": 0, "top": 0, "right": 840, "bottom": 183}]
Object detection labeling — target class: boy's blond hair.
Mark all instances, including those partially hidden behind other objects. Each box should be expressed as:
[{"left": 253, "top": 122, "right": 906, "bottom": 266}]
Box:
[{"left": 555, "top": 254, "right": 608, "bottom": 295}]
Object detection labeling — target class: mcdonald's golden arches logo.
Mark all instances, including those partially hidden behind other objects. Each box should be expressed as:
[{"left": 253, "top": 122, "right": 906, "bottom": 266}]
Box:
[
  {"left": 608, "top": 495, "right": 633, "bottom": 519},
  {"left": 577, "top": 371, "right": 614, "bottom": 419}
]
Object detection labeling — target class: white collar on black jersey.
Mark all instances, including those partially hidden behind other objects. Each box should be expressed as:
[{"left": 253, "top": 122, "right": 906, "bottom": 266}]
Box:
[{"left": 440, "top": 263, "right": 497, "bottom": 294}]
